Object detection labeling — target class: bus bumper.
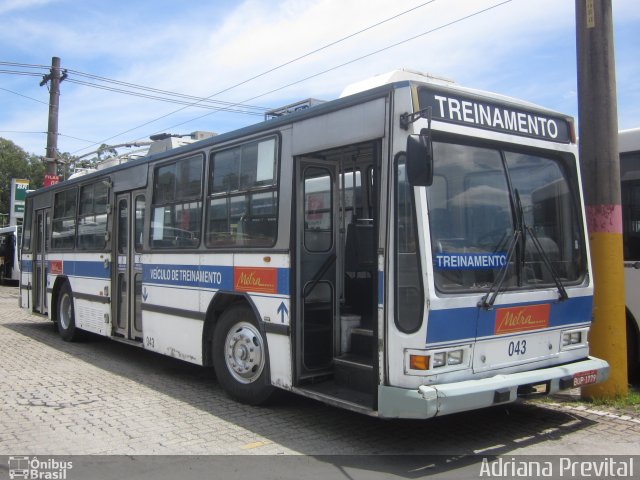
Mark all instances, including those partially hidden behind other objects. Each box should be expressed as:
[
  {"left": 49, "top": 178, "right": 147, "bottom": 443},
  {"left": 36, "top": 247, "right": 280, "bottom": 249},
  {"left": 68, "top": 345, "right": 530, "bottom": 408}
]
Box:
[{"left": 377, "top": 356, "right": 609, "bottom": 419}]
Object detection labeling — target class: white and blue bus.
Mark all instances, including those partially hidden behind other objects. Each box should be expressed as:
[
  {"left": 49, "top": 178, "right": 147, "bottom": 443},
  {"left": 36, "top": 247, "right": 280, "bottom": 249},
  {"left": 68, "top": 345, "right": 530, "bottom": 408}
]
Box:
[
  {"left": 620, "top": 127, "right": 640, "bottom": 382},
  {"left": 19, "top": 70, "right": 608, "bottom": 418},
  {"left": 0, "top": 225, "right": 20, "bottom": 284}
]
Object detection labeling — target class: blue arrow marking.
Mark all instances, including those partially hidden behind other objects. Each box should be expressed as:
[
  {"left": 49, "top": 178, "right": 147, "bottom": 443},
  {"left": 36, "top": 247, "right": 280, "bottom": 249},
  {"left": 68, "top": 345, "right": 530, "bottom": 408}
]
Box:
[
  {"left": 142, "top": 287, "right": 148, "bottom": 302},
  {"left": 277, "top": 302, "right": 288, "bottom": 323}
]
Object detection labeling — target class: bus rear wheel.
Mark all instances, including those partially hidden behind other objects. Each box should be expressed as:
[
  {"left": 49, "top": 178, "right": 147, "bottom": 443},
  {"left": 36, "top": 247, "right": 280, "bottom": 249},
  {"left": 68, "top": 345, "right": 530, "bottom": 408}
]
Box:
[
  {"left": 57, "top": 282, "right": 81, "bottom": 342},
  {"left": 213, "top": 304, "right": 275, "bottom": 405}
]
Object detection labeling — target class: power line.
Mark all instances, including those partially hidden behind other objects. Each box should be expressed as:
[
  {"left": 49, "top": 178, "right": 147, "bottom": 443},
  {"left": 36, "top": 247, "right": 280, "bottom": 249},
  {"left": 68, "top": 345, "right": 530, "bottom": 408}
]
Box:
[
  {"left": 146, "top": 0, "right": 514, "bottom": 139},
  {"left": 197, "top": 0, "right": 438, "bottom": 102},
  {"left": 1, "top": 63, "right": 270, "bottom": 112},
  {"left": 0, "top": 69, "right": 43, "bottom": 77},
  {"left": 71, "top": 0, "right": 438, "bottom": 154},
  {"left": 0, "top": 61, "right": 50, "bottom": 70},
  {"left": 0, "top": 86, "right": 49, "bottom": 105},
  {"left": 0, "top": 130, "right": 96, "bottom": 144},
  {"left": 65, "top": 78, "right": 265, "bottom": 114},
  {"left": 65, "top": 69, "right": 271, "bottom": 111},
  {"left": 0, "top": 130, "right": 46, "bottom": 135},
  {"left": 57, "top": 133, "right": 97, "bottom": 144}
]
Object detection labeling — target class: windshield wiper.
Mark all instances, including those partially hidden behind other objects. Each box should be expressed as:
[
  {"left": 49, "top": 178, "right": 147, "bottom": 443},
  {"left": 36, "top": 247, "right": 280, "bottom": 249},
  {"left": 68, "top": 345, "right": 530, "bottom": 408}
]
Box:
[
  {"left": 513, "top": 188, "right": 568, "bottom": 301},
  {"left": 478, "top": 188, "right": 568, "bottom": 309},
  {"left": 478, "top": 188, "right": 525, "bottom": 310},
  {"left": 478, "top": 228, "right": 520, "bottom": 310},
  {"left": 524, "top": 224, "right": 569, "bottom": 301}
]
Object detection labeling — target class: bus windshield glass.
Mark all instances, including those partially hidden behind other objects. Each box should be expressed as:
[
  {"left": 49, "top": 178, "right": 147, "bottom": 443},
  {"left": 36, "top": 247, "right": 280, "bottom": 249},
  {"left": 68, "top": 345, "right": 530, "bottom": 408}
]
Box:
[{"left": 427, "top": 141, "right": 586, "bottom": 293}]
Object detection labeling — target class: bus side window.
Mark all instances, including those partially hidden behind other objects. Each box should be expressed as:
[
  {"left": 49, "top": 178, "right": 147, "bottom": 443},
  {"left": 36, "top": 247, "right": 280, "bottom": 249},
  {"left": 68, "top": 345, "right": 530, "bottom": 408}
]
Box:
[
  {"left": 207, "top": 137, "right": 278, "bottom": 248},
  {"left": 622, "top": 180, "right": 640, "bottom": 260},
  {"left": 150, "top": 155, "right": 203, "bottom": 249}
]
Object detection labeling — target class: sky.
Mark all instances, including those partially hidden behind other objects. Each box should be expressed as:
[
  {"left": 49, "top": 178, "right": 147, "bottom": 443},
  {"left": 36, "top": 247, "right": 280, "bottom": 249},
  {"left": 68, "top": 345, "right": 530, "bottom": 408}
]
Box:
[{"left": 0, "top": 0, "right": 639, "bottom": 159}]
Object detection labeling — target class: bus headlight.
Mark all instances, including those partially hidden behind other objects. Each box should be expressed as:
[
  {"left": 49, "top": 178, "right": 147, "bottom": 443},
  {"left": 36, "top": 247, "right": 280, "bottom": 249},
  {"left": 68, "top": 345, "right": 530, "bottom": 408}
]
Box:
[
  {"left": 561, "top": 328, "right": 588, "bottom": 350},
  {"left": 432, "top": 352, "right": 446, "bottom": 368},
  {"left": 447, "top": 349, "right": 464, "bottom": 366},
  {"left": 405, "top": 345, "right": 472, "bottom": 375}
]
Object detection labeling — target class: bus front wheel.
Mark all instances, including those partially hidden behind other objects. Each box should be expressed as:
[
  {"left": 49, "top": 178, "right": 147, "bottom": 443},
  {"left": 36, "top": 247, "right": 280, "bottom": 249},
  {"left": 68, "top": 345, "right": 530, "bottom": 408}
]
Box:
[
  {"left": 213, "top": 304, "right": 275, "bottom": 405},
  {"left": 57, "top": 282, "right": 81, "bottom": 342}
]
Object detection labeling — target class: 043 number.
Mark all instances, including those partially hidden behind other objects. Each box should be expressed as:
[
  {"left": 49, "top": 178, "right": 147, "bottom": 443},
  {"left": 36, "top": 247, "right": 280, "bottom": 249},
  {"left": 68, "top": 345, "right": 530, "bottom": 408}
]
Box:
[{"left": 508, "top": 339, "right": 527, "bottom": 356}]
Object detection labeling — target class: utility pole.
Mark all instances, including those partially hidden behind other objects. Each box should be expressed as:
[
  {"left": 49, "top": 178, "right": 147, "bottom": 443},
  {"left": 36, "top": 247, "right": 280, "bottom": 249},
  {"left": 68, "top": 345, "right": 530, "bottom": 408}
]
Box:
[
  {"left": 41, "top": 56, "right": 65, "bottom": 177},
  {"left": 576, "top": 0, "right": 628, "bottom": 398}
]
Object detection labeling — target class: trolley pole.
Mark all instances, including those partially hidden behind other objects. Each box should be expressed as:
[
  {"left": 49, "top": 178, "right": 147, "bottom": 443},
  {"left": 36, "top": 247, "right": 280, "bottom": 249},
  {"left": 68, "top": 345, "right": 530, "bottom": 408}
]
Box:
[
  {"left": 42, "top": 56, "right": 62, "bottom": 176},
  {"left": 576, "top": 0, "right": 628, "bottom": 398}
]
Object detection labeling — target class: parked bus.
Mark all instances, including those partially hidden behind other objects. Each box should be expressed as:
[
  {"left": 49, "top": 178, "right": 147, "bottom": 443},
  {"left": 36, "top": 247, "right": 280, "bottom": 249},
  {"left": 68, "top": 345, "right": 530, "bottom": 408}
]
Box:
[
  {"left": 620, "top": 127, "right": 640, "bottom": 382},
  {"left": 19, "top": 70, "right": 609, "bottom": 418},
  {"left": 0, "top": 225, "right": 20, "bottom": 284}
]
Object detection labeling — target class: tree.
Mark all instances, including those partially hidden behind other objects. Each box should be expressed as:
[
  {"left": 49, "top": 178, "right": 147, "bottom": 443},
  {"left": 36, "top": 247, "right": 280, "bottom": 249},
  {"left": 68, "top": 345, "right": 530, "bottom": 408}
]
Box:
[{"left": 0, "top": 137, "right": 46, "bottom": 217}]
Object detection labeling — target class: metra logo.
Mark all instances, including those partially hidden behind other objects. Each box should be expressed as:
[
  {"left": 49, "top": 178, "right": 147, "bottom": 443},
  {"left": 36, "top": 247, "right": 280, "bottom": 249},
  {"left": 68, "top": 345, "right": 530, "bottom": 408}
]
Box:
[
  {"left": 234, "top": 267, "right": 277, "bottom": 294},
  {"left": 494, "top": 304, "right": 550, "bottom": 334},
  {"left": 49, "top": 260, "right": 63, "bottom": 275}
]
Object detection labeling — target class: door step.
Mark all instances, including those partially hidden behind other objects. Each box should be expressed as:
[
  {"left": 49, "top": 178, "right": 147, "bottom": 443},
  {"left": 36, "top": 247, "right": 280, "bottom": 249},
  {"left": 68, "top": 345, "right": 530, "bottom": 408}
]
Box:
[
  {"left": 334, "top": 353, "right": 374, "bottom": 394},
  {"left": 350, "top": 327, "right": 374, "bottom": 357},
  {"left": 294, "top": 381, "right": 376, "bottom": 413}
]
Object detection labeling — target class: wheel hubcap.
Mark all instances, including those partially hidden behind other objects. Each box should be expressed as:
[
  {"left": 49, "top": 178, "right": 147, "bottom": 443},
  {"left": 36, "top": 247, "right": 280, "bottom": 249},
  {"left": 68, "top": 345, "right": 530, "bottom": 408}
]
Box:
[
  {"left": 59, "top": 293, "right": 71, "bottom": 330},
  {"left": 224, "top": 322, "right": 265, "bottom": 384}
]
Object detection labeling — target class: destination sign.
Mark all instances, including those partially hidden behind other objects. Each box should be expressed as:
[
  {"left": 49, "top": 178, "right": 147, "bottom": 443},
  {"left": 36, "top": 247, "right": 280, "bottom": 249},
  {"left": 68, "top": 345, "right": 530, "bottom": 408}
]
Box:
[{"left": 418, "top": 87, "right": 571, "bottom": 143}]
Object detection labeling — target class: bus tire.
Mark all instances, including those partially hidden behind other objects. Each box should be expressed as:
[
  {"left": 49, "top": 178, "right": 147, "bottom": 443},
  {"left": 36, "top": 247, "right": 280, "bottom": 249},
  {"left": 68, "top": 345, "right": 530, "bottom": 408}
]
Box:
[
  {"left": 212, "top": 304, "right": 275, "bottom": 405},
  {"left": 57, "top": 282, "right": 81, "bottom": 342}
]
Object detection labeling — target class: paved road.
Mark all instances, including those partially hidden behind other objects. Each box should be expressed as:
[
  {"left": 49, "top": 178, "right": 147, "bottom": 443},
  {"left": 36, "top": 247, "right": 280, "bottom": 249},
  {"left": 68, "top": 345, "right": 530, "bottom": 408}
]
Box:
[{"left": 1, "top": 285, "right": 639, "bottom": 477}]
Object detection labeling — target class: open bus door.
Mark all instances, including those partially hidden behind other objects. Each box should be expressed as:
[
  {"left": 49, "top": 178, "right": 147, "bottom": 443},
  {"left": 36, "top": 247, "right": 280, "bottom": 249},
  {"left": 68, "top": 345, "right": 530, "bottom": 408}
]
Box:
[
  {"left": 296, "top": 160, "right": 339, "bottom": 377},
  {"left": 294, "top": 141, "right": 380, "bottom": 411}
]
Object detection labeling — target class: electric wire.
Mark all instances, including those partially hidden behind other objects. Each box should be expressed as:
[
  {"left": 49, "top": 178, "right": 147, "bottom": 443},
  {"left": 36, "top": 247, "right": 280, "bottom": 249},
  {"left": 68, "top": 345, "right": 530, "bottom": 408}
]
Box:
[
  {"left": 1, "top": 62, "right": 269, "bottom": 112},
  {"left": 0, "top": 86, "right": 49, "bottom": 105},
  {"left": 70, "top": 0, "right": 439, "bottom": 154},
  {"left": 0, "top": 130, "right": 97, "bottom": 144},
  {"left": 145, "top": 0, "right": 514, "bottom": 141},
  {"left": 6, "top": 0, "right": 511, "bottom": 156},
  {"left": 0, "top": 69, "right": 43, "bottom": 77},
  {"left": 64, "top": 70, "right": 271, "bottom": 111},
  {"left": 0, "top": 130, "right": 45, "bottom": 135},
  {"left": 65, "top": 78, "right": 265, "bottom": 114},
  {"left": 4, "top": 1, "right": 440, "bottom": 153},
  {"left": 0, "top": 61, "right": 50, "bottom": 70}
]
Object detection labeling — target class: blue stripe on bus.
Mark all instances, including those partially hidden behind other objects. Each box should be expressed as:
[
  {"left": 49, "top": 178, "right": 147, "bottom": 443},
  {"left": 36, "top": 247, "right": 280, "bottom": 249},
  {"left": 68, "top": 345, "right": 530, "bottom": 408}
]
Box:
[
  {"left": 277, "top": 268, "right": 290, "bottom": 296},
  {"left": 63, "top": 260, "right": 111, "bottom": 279},
  {"left": 426, "top": 295, "right": 593, "bottom": 345},
  {"left": 143, "top": 264, "right": 234, "bottom": 290},
  {"left": 143, "top": 264, "right": 290, "bottom": 295},
  {"left": 22, "top": 260, "right": 110, "bottom": 278}
]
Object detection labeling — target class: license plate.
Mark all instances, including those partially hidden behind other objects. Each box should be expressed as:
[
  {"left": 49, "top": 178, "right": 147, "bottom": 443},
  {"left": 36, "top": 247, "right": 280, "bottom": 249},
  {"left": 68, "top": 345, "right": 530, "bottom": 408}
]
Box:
[{"left": 573, "top": 370, "right": 597, "bottom": 387}]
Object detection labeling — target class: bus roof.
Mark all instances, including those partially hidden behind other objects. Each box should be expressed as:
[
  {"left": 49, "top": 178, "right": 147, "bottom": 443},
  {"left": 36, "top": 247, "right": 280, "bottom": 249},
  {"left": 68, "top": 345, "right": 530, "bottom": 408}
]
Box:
[
  {"left": 27, "top": 73, "right": 572, "bottom": 198},
  {"left": 619, "top": 128, "right": 640, "bottom": 154},
  {"left": 0, "top": 225, "right": 18, "bottom": 234}
]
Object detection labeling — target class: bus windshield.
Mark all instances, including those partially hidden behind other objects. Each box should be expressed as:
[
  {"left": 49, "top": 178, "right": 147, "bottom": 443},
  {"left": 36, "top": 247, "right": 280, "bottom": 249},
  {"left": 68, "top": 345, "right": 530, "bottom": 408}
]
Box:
[{"left": 427, "top": 141, "right": 586, "bottom": 293}]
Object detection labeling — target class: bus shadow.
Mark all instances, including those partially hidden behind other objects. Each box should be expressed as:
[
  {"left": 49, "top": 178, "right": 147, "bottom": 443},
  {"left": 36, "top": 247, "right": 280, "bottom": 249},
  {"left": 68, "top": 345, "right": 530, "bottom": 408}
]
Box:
[{"left": 5, "top": 319, "right": 599, "bottom": 475}]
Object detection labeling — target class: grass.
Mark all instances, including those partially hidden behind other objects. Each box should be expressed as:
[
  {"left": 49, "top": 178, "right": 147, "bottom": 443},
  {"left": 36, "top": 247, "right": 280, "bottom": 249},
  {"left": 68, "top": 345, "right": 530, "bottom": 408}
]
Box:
[
  {"left": 532, "top": 385, "right": 640, "bottom": 416},
  {"left": 584, "top": 387, "right": 640, "bottom": 414}
]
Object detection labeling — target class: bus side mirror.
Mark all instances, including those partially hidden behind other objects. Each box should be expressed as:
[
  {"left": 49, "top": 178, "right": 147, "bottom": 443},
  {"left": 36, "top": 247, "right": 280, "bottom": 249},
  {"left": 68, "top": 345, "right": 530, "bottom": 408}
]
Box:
[{"left": 406, "top": 134, "right": 433, "bottom": 186}]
